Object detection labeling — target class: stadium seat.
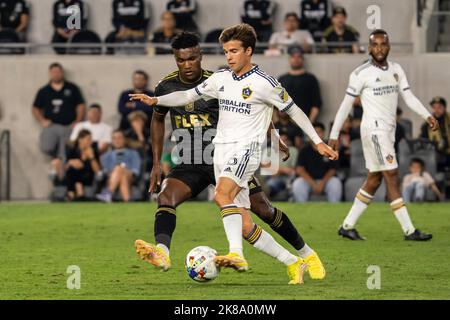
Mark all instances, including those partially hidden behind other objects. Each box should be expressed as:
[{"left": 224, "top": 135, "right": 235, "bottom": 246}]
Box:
[
  {"left": 203, "top": 29, "right": 223, "bottom": 54},
  {"left": 0, "top": 29, "right": 24, "bottom": 55},
  {"left": 349, "top": 139, "right": 367, "bottom": 177},
  {"left": 68, "top": 30, "right": 102, "bottom": 55},
  {"left": 344, "top": 176, "right": 386, "bottom": 202},
  {"left": 399, "top": 119, "right": 413, "bottom": 139}
]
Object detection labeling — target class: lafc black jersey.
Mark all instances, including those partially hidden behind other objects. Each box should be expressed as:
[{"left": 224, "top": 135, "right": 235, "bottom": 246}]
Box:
[{"left": 154, "top": 69, "right": 219, "bottom": 164}]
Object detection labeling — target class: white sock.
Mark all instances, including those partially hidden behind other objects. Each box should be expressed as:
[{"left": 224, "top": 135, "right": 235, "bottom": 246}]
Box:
[
  {"left": 390, "top": 198, "right": 415, "bottom": 235},
  {"left": 298, "top": 243, "right": 314, "bottom": 259},
  {"left": 343, "top": 189, "right": 373, "bottom": 230},
  {"left": 156, "top": 243, "right": 169, "bottom": 256},
  {"left": 221, "top": 206, "right": 244, "bottom": 257},
  {"left": 250, "top": 227, "right": 298, "bottom": 266}
]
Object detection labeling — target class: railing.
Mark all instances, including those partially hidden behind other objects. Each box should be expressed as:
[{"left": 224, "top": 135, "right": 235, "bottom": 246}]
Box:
[
  {"left": 0, "top": 130, "right": 11, "bottom": 202},
  {"left": 417, "top": 0, "right": 428, "bottom": 26},
  {"left": 0, "top": 41, "right": 414, "bottom": 55}
]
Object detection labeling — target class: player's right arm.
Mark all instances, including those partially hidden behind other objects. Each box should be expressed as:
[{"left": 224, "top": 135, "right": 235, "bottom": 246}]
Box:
[
  {"left": 129, "top": 72, "right": 220, "bottom": 107},
  {"left": 329, "top": 71, "right": 361, "bottom": 151}
]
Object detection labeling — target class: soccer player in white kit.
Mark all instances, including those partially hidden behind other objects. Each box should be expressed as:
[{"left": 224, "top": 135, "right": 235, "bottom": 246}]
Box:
[
  {"left": 131, "top": 24, "right": 338, "bottom": 284},
  {"left": 329, "top": 29, "right": 439, "bottom": 241}
]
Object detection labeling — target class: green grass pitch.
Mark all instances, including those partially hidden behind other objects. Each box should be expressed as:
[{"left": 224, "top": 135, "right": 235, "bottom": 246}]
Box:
[{"left": 0, "top": 202, "right": 449, "bottom": 300}]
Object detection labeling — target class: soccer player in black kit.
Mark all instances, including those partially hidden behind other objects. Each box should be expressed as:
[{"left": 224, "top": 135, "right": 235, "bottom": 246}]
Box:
[{"left": 134, "top": 32, "right": 325, "bottom": 280}]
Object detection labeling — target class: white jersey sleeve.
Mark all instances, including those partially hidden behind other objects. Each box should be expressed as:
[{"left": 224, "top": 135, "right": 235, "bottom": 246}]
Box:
[
  {"left": 194, "top": 72, "right": 220, "bottom": 101},
  {"left": 263, "top": 83, "right": 295, "bottom": 112},
  {"left": 346, "top": 71, "right": 364, "bottom": 97},
  {"left": 396, "top": 64, "right": 431, "bottom": 121},
  {"left": 263, "top": 83, "right": 322, "bottom": 144}
]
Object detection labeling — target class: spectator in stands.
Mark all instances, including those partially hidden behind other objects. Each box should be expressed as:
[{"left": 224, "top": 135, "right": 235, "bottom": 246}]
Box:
[
  {"left": 70, "top": 104, "right": 112, "bottom": 154},
  {"left": 274, "top": 110, "right": 303, "bottom": 149},
  {"left": 292, "top": 122, "right": 342, "bottom": 202},
  {"left": 166, "top": 0, "right": 197, "bottom": 32},
  {"left": 264, "top": 134, "right": 297, "bottom": 199},
  {"left": 241, "top": 0, "right": 275, "bottom": 42},
  {"left": 32, "top": 62, "right": 86, "bottom": 181},
  {"left": 118, "top": 70, "right": 154, "bottom": 130},
  {"left": 421, "top": 96, "right": 450, "bottom": 171},
  {"left": 52, "top": 0, "right": 88, "bottom": 54},
  {"left": 97, "top": 129, "right": 141, "bottom": 202},
  {"left": 268, "top": 12, "right": 314, "bottom": 53},
  {"left": 402, "top": 158, "right": 443, "bottom": 202},
  {"left": 0, "top": 0, "right": 30, "bottom": 41},
  {"left": 65, "top": 129, "right": 101, "bottom": 201},
  {"left": 278, "top": 46, "right": 322, "bottom": 124},
  {"left": 151, "top": 11, "right": 181, "bottom": 54},
  {"left": 124, "top": 110, "right": 152, "bottom": 170},
  {"left": 299, "top": 0, "right": 331, "bottom": 42},
  {"left": 322, "top": 6, "right": 359, "bottom": 54},
  {"left": 105, "top": 0, "right": 149, "bottom": 54}
]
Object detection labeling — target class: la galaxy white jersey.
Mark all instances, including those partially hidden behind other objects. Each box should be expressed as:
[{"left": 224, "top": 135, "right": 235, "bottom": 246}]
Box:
[
  {"left": 346, "top": 60, "right": 410, "bottom": 131},
  {"left": 194, "top": 65, "right": 294, "bottom": 144}
]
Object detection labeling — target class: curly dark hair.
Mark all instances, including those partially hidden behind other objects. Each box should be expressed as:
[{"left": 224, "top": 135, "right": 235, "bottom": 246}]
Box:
[{"left": 171, "top": 31, "right": 200, "bottom": 50}]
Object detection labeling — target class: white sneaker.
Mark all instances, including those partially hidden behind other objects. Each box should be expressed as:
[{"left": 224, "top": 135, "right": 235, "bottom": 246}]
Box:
[{"left": 96, "top": 191, "right": 112, "bottom": 203}]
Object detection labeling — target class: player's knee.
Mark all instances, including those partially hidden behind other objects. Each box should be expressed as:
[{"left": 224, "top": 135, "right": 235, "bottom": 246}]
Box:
[
  {"left": 250, "top": 195, "right": 274, "bottom": 223},
  {"left": 157, "top": 190, "right": 176, "bottom": 207},
  {"left": 214, "top": 187, "right": 231, "bottom": 206}
]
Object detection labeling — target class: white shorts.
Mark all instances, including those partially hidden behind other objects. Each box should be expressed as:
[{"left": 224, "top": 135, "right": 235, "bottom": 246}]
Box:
[
  {"left": 213, "top": 141, "right": 262, "bottom": 209},
  {"left": 361, "top": 128, "right": 398, "bottom": 172}
]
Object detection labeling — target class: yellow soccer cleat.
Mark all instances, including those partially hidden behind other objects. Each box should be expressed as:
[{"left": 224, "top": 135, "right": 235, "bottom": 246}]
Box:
[
  {"left": 287, "top": 258, "right": 307, "bottom": 285},
  {"left": 134, "top": 239, "right": 171, "bottom": 272},
  {"left": 303, "top": 251, "right": 326, "bottom": 280},
  {"left": 214, "top": 252, "right": 248, "bottom": 272}
]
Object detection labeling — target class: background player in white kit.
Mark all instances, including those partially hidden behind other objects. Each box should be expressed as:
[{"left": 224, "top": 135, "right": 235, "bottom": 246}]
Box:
[
  {"left": 329, "top": 29, "right": 439, "bottom": 241},
  {"left": 131, "top": 24, "right": 338, "bottom": 284}
]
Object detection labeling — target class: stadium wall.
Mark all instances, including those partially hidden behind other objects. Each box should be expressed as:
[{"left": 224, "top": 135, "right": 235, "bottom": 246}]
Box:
[
  {"left": 27, "top": 0, "right": 414, "bottom": 46},
  {"left": 0, "top": 53, "right": 449, "bottom": 200}
]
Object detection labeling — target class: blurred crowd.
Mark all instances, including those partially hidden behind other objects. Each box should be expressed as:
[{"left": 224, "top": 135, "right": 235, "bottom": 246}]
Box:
[
  {"left": 32, "top": 52, "right": 450, "bottom": 202},
  {"left": 0, "top": 0, "right": 363, "bottom": 54}
]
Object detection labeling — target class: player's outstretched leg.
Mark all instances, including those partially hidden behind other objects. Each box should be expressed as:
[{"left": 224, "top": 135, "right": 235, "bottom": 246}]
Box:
[
  {"left": 242, "top": 216, "right": 306, "bottom": 285},
  {"left": 249, "top": 183, "right": 325, "bottom": 279},
  {"left": 339, "top": 172, "right": 382, "bottom": 240},
  {"left": 134, "top": 178, "right": 192, "bottom": 271},
  {"left": 383, "top": 170, "right": 432, "bottom": 241}
]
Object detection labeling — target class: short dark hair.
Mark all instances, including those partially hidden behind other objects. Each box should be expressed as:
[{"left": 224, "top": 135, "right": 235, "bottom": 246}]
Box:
[
  {"left": 76, "top": 129, "right": 91, "bottom": 141},
  {"left": 49, "top": 62, "right": 63, "bottom": 70},
  {"left": 134, "top": 70, "right": 149, "bottom": 81},
  {"left": 219, "top": 23, "right": 257, "bottom": 55},
  {"left": 410, "top": 157, "right": 425, "bottom": 168},
  {"left": 285, "top": 12, "right": 299, "bottom": 21},
  {"left": 171, "top": 31, "right": 200, "bottom": 50},
  {"left": 313, "top": 122, "right": 325, "bottom": 131},
  {"left": 369, "top": 29, "right": 389, "bottom": 42},
  {"left": 89, "top": 103, "right": 102, "bottom": 110}
]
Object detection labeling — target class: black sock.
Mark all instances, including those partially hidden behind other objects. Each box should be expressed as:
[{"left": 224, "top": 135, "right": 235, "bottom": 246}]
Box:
[
  {"left": 154, "top": 205, "right": 177, "bottom": 249},
  {"left": 270, "top": 208, "right": 305, "bottom": 251}
]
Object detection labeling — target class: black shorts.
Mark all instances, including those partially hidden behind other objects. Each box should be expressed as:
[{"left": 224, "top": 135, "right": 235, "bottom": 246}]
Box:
[
  {"left": 166, "top": 164, "right": 263, "bottom": 198},
  {"left": 166, "top": 164, "right": 216, "bottom": 198}
]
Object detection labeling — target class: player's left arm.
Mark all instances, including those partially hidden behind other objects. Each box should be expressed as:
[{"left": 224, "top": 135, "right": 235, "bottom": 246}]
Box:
[
  {"left": 398, "top": 65, "right": 439, "bottom": 131},
  {"left": 266, "top": 84, "right": 338, "bottom": 160}
]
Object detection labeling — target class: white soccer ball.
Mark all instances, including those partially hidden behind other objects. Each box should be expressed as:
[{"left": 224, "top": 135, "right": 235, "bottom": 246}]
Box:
[{"left": 185, "top": 246, "right": 219, "bottom": 282}]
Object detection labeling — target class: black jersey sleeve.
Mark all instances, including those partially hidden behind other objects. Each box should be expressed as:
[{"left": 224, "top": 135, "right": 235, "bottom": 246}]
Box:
[{"left": 153, "top": 83, "right": 170, "bottom": 116}]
